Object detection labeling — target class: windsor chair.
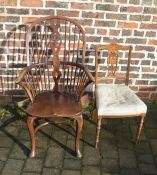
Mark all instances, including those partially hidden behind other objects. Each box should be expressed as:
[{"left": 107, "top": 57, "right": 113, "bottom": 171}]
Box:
[
  {"left": 94, "top": 44, "right": 147, "bottom": 148},
  {"left": 16, "top": 16, "right": 94, "bottom": 158}
]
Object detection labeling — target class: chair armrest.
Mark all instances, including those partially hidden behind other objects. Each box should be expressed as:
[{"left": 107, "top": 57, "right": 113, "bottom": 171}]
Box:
[
  {"left": 78, "top": 65, "right": 95, "bottom": 99},
  {"left": 15, "top": 67, "right": 33, "bottom": 102},
  {"left": 84, "top": 66, "right": 95, "bottom": 83},
  {"left": 15, "top": 68, "right": 27, "bottom": 84}
]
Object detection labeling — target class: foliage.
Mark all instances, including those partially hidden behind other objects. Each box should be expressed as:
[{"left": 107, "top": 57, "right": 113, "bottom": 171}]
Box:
[
  {"left": 83, "top": 103, "right": 95, "bottom": 117},
  {"left": 0, "top": 105, "right": 10, "bottom": 121},
  {"left": 0, "top": 99, "right": 29, "bottom": 123},
  {"left": 144, "top": 99, "right": 157, "bottom": 117}
]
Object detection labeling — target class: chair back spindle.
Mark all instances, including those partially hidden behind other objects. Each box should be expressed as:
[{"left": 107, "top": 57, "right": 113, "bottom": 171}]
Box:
[{"left": 16, "top": 62, "right": 92, "bottom": 102}]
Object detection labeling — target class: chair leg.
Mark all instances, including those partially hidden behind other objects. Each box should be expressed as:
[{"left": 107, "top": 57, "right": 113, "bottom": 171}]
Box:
[
  {"left": 91, "top": 96, "right": 96, "bottom": 120},
  {"left": 27, "top": 116, "right": 36, "bottom": 158},
  {"left": 91, "top": 107, "right": 97, "bottom": 120},
  {"left": 95, "top": 118, "right": 102, "bottom": 148},
  {"left": 75, "top": 116, "right": 83, "bottom": 158},
  {"left": 134, "top": 115, "right": 145, "bottom": 145}
]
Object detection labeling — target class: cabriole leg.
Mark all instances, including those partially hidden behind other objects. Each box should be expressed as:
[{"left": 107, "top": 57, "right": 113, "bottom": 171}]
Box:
[
  {"left": 75, "top": 116, "right": 83, "bottom": 158},
  {"left": 95, "top": 118, "right": 102, "bottom": 148},
  {"left": 27, "top": 116, "right": 36, "bottom": 158}
]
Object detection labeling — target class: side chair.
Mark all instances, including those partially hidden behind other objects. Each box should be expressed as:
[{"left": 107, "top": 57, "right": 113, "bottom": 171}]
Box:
[
  {"left": 16, "top": 16, "right": 94, "bottom": 158},
  {"left": 94, "top": 44, "right": 147, "bottom": 148}
]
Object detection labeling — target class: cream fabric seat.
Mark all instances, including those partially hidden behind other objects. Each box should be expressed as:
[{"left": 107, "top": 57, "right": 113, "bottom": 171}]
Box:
[{"left": 96, "top": 84, "right": 147, "bottom": 117}]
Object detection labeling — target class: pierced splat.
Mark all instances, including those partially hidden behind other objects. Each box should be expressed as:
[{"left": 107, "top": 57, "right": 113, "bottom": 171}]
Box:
[
  {"left": 48, "top": 22, "right": 62, "bottom": 91},
  {"left": 107, "top": 50, "right": 119, "bottom": 77},
  {"left": 48, "top": 21, "right": 62, "bottom": 63}
]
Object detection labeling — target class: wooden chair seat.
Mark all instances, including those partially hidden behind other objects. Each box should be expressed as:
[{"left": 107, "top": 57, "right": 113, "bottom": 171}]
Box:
[{"left": 27, "top": 91, "right": 82, "bottom": 118}]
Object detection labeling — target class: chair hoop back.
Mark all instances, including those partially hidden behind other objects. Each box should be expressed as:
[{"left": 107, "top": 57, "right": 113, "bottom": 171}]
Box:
[{"left": 26, "top": 16, "right": 86, "bottom": 65}]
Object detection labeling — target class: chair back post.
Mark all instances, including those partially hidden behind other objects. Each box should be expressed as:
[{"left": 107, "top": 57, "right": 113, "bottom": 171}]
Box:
[
  {"left": 26, "top": 32, "right": 30, "bottom": 66},
  {"left": 95, "top": 46, "right": 99, "bottom": 86},
  {"left": 82, "top": 37, "right": 86, "bottom": 64},
  {"left": 125, "top": 45, "right": 132, "bottom": 86}
]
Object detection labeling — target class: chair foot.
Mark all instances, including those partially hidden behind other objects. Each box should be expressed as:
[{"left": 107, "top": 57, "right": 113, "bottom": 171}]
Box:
[
  {"left": 134, "top": 115, "right": 145, "bottom": 145},
  {"left": 29, "top": 150, "right": 35, "bottom": 158},
  {"left": 95, "top": 118, "right": 102, "bottom": 148},
  {"left": 76, "top": 150, "right": 82, "bottom": 158}
]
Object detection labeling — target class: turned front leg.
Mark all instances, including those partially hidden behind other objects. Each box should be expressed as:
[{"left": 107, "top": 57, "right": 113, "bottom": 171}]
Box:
[
  {"left": 95, "top": 118, "right": 102, "bottom": 148},
  {"left": 134, "top": 115, "right": 145, "bottom": 144}
]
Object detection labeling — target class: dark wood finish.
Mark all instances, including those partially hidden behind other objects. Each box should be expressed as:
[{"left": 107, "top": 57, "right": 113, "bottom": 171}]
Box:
[
  {"left": 94, "top": 44, "right": 146, "bottom": 148},
  {"left": 16, "top": 16, "right": 94, "bottom": 158}
]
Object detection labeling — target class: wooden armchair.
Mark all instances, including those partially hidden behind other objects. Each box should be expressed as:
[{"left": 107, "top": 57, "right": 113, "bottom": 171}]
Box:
[
  {"left": 94, "top": 44, "right": 147, "bottom": 148},
  {"left": 16, "top": 61, "right": 94, "bottom": 158},
  {"left": 16, "top": 16, "right": 94, "bottom": 158}
]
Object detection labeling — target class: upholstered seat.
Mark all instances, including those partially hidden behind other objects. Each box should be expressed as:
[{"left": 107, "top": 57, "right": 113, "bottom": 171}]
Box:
[{"left": 96, "top": 84, "right": 147, "bottom": 117}]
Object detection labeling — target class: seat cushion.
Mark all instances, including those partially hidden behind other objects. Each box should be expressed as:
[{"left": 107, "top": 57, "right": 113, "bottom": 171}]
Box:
[
  {"left": 27, "top": 91, "right": 82, "bottom": 117},
  {"left": 96, "top": 84, "right": 147, "bottom": 117}
]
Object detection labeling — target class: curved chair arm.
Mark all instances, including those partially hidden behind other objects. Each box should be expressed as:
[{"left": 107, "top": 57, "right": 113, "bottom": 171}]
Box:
[
  {"left": 59, "top": 61, "right": 95, "bottom": 100},
  {"left": 84, "top": 66, "right": 95, "bottom": 83},
  {"left": 15, "top": 67, "right": 34, "bottom": 102},
  {"left": 16, "top": 62, "right": 95, "bottom": 102},
  {"left": 15, "top": 68, "right": 28, "bottom": 84},
  {"left": 78, "top": 65, "right": 95, "bottom": 99}
]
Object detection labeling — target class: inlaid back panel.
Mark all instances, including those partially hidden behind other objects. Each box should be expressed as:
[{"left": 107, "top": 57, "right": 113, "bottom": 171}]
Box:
[{"left": 95, "top": 44, "right": 132, "bottom": 85}]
